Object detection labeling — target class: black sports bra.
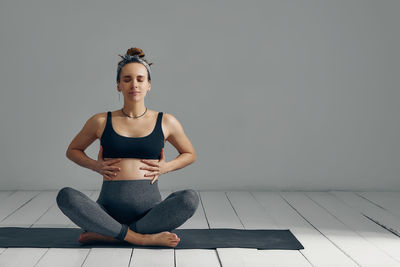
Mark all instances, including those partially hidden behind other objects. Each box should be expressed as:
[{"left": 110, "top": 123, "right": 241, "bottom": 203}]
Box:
[{"left": 100, "top": 111, "right": 165, "bottom": 159}]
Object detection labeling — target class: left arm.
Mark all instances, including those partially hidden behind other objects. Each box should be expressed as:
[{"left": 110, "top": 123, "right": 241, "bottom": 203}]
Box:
[{"left": 164, "top": 113, "right": 196, "bottom": 173}]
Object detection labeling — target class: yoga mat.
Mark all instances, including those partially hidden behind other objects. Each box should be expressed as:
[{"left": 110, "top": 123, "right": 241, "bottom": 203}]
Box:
[{"left": 0, "top": 227, "right": 304, "bottom": 250}]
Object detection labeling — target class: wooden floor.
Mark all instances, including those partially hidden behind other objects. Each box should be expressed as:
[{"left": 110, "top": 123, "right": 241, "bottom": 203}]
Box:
[{"left": 0, "top": 190, "right": 400, "bottom": 267}]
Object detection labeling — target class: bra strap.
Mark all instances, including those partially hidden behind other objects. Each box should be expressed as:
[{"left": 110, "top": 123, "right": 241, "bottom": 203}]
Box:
[
  {"left": 157, "top": 112, "right": 163, "bottom": 129},
  {"left": 106, "top": 111, "right": 112, "bottom": 129}
]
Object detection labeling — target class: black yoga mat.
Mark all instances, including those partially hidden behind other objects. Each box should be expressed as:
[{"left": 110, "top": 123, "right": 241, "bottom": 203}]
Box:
[{"left": 0, "top": 227, "right": 304, "bottom": 250}]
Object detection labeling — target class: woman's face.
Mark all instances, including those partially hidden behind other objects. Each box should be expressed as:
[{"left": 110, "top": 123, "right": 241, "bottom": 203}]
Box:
[{"left": 117, "top": 62, "right": 151, "bottom": 101}]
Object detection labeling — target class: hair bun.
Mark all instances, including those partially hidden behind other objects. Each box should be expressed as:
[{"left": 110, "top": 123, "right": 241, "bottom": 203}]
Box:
[{"left": 126, "top": 47, "right": 145, "bottom": 58}]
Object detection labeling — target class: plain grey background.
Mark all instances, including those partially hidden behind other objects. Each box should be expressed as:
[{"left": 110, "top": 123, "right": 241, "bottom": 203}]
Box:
[{"left": 0, "top": 0, "right": 398, "bottom": 191}]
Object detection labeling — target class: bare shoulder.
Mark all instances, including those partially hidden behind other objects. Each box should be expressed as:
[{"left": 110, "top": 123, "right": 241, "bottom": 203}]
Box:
[
  {"left": 162, "top": 112, "right": 195, "bottom": 156},
  {"left": 162, "top": 112, "right": 180, "bottom": 124},
  {"left": 80, "top": 111, "right": 108, "bottom": 140},
  {"left": 162, "top": 112, "right": 183, "bottom": 140},
  {"left": 92, "top": 112, "right": 108, "bottom": 138},
  {"left": 162, "top": 112, "right": 177, "bottom": 124},
  {"left": 91, "top": 111, "right": 108, "bottom": 121},
  {"left": 66, "top": 111, "right": 107, "bottom": 152}
]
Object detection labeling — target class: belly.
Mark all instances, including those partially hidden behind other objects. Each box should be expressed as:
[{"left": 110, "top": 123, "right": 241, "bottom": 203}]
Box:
[{"left": 103, "top": 157, "right": 160, "bottom": 181}]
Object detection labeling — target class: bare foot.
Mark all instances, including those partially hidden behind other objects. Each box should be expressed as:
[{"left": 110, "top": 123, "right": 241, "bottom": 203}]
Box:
[
  {"left": 141, "top": 231, "right": 180, "bottom": 247},
  {"left": 78, "top": 231, "right": 120, "bottom": 244}
]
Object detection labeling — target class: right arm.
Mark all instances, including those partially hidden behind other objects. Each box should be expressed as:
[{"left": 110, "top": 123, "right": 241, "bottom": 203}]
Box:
[{"left": 66, "top": 113, "right": 101, "bottom": 172}]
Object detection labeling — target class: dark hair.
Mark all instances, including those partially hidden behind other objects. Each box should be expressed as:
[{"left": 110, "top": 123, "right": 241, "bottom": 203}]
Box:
[{"left": 117, "top": 47, "right": 153, "bottom": 83}]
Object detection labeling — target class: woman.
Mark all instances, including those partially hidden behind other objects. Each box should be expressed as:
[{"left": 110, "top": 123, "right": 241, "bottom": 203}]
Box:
[{"left": 56, "top": 47, "right": 199, "bottom": 248}]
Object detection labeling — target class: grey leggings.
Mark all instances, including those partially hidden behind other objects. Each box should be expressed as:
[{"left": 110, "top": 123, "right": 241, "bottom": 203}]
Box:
[{"left": 56, "top": 179, "right": 199, "bottom": 241}]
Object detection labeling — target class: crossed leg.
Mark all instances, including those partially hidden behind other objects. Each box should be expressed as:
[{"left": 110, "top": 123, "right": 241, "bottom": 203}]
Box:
[
  {"left": 129, "top": 189, "right": 200, "bottom": 234},
  {"left": 56, "top": 187, "right": 200, "bottom": 243},
  {"left": 56, "top": 187, "right": 129, "bottom": 241}
]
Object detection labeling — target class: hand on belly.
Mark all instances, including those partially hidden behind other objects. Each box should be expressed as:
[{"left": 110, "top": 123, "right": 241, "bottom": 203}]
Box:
[{"left": 103, "top": 158, "right": 158, "bottom": 180}]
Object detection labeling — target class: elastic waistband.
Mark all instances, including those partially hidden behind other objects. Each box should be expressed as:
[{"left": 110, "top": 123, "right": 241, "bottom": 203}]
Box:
[
  {"left": 99, "top": 179, "right": 160, "bottom": 195},
  {"left": 102, "top": 179, "right": 157, "bottom": 183},
  {"left": 100, "top": 179, "right": 159, "bottom": 190}
]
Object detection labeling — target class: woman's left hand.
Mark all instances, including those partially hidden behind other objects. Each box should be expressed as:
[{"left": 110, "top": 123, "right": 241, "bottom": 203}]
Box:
[{"left": 140, "top": 148, "right": 169, "bottom": 184}]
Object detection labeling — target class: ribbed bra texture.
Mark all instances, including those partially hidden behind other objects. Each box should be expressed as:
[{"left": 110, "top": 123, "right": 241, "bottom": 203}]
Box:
[{"left": 100, "top": 111, "right": 165, "bottom": 159}]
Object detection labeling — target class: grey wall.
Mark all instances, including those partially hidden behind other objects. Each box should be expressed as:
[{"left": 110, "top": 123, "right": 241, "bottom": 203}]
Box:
[{"left": 0, "top": 0, "right": 399, "bottom": 191}]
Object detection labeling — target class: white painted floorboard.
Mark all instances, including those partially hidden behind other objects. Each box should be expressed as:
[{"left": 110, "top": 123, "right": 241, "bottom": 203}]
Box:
[
  {"left": 0, "top": 190, "right": 399, "bottom": 266},
  {"left": 280, "top": 192, "right": 399, "bottom": 266},
  {"left": 357, "top": 192, "right": 400, "bottom": 219}
]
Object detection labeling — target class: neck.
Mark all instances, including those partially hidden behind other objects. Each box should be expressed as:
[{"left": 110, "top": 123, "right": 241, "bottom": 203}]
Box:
[{"left": 122, "top": 102, "right": 147, "bottom": 117}]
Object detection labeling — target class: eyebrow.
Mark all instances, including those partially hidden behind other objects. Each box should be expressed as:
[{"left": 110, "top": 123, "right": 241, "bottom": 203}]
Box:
[{"left": 122, "top": 74, "right": 145, "bottom": 78}]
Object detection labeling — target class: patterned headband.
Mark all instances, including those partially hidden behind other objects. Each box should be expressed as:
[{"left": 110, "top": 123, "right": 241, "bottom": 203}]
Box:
[{"left": 116, "top": 54, "right": 152, "bottom": 83}]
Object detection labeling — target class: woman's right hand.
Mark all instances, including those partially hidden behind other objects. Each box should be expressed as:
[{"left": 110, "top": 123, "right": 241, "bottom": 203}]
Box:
[{"left": 95, "top": 146, "right": 122, "bottom": 180}]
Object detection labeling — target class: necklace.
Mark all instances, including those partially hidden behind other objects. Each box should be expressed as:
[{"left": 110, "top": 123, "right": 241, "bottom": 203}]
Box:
[{"left": 121, "top": 107, "right": 147, "bottom": 119}]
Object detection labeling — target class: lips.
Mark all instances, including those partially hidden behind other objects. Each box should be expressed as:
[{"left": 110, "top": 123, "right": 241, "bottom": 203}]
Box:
[{"left": 129, "top": 92, "right": 140, "bottom": 94}]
